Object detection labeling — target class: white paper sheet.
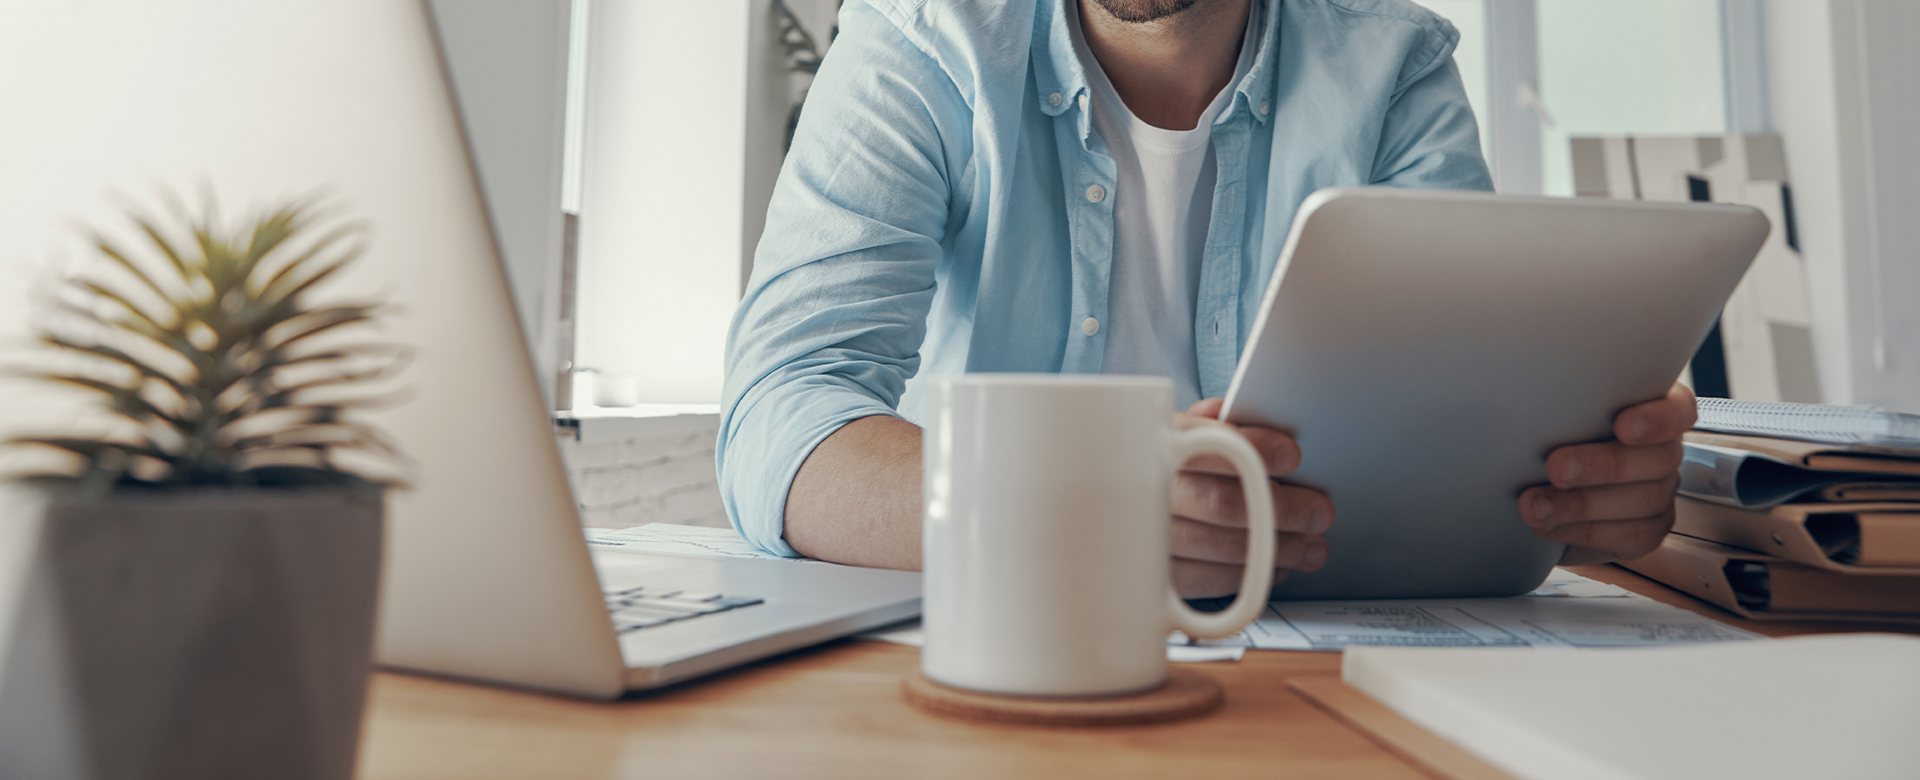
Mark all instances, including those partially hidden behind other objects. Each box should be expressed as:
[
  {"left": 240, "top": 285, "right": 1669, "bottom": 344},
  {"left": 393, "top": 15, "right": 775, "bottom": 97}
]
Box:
[
  {"left": 586, "top": 524, "right": 796, "bottom": 561},
  {"left": 1243, "top": 570, "right": 1763, "bottom": 650},
  {"left": 591, "top": 524, "right": 1766, "bottom": 653}
]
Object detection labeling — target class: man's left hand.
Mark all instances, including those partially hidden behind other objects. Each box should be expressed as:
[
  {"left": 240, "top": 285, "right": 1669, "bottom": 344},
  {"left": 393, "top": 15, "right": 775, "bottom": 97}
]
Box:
[{"left": 1520, "top": 383, "right": 1697, "bottom": 565}]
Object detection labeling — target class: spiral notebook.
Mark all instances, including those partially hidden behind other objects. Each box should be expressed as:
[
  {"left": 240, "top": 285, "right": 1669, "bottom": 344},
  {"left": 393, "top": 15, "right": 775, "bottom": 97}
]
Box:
[{"left": 1695, "top": 399, "right": 1920, "bottom": 452}]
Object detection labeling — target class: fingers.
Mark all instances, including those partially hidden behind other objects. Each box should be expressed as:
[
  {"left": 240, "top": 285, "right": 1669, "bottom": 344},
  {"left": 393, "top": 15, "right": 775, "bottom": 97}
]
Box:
[
  {"left": 1167, "top": 416, "right": 1305, "bottom": 478},
  {"left": 1170, "top": 398, "right": 1327, "bottom": 599},
  {"left": 1614, "top": 383, "right": 1698, "bottom": 446},
  {"left": 1523, "top": 474, "right": 1679, "bottom": 527},
  {"left": 1526, "top": 383, "right": 1691, "bottom": 561},
  {"left": 1174, "top": 409, "right": 1302, "bottom": 477},
  {"left": 1548, "top": 381, "right": 1690, "bottom": 487},
  {"left": 1539, "top": 511, "right": 1675, "bottom": 562},
  {"left": 1186, "top": 397, "right": 1225, "bottom": 419},
  {"left": 1520, "top": 475, "right": 1680, "bottom": 560},
  {"left": 1171, "top": 515, "right": 1328, "bottom": 569},
  {"left": 1545, "top": 439, "right": 1684, "bottom": 489},
  {"left": 1179, "top": 397, "right": 1293, "bottom": 475},
  {"left": 1172, "top": 475, "right": 1332, "bottom": 533},
  {"left": 1171, "top": 559, "right": 1294, "bottom": 600}
]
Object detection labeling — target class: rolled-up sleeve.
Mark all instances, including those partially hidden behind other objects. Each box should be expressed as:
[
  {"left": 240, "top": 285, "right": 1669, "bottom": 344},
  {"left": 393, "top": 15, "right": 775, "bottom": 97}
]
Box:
[
  {"left": 718, "top": 2, "right": 966, "bottom": 557},
  {"left": 1371, "top": 53, "right": 1494, "bottom": 192}
]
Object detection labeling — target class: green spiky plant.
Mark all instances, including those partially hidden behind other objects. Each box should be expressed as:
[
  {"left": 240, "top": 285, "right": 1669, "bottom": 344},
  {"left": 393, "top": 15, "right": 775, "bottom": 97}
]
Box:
[{"left": 9, "top": 199, "right": 402, "bottom": 493}]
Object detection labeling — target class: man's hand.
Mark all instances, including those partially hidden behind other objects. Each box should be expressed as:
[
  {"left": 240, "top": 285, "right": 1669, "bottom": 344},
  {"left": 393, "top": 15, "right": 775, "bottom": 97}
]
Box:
[
  {"left": 1174, "top": 399, "right": 1333, "bottom": 598},
  {"left": 1522, "top": 383, "right": 1697, "bottom": 564}
]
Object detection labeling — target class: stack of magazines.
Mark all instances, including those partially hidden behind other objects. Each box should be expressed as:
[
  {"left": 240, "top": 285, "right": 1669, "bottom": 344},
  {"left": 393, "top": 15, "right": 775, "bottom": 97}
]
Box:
[{"left": 1621, "top": 399, "right": 1920, "bottom": 621}]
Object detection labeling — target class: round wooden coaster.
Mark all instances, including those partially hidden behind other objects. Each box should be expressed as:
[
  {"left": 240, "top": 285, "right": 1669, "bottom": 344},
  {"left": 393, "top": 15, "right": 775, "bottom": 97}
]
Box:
[{"left": 902, "top": 668, "right": 1224, "bottom": 727}]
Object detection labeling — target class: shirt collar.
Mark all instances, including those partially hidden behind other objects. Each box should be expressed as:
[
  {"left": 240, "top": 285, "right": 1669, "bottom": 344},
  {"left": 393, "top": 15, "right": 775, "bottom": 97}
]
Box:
[{"left": 1032, "top": 0, "right": 1277, "bottom": 127}]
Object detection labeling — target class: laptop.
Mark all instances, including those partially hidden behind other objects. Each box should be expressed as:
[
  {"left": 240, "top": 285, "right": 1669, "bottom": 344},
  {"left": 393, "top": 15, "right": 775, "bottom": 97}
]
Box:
[
  {"left": 1221, "top": 188, "right": 1768, "bottom": 600},
  {"left": 367, "top": 6, "right": 920, "bottom": 700}
]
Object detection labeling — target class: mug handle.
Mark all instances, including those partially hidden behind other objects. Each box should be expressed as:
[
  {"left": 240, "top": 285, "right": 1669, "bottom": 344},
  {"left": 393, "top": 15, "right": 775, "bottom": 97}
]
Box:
[{"left": 1166, "top": 425, "right": 1278, "bottom": 639}]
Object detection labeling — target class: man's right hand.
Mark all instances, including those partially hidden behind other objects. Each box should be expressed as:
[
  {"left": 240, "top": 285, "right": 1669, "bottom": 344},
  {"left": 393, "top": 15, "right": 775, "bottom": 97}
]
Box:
[
  {"left": 1172, "top": 398, "right": 1333, "bottom": 599},
  {"left": 785, "top": 401, "right": 1334, "bottom": 593}
]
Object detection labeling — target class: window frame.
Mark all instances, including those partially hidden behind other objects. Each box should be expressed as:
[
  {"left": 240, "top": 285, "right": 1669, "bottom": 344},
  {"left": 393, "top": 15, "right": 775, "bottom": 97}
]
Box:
[{"left": 1451, "top": 0, "right": 1772, "bottom": 194}]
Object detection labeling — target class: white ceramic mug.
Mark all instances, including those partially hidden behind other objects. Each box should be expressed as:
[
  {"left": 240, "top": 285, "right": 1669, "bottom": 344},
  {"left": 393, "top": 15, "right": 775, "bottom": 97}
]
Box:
[{"left": 920, "top": 374, "right": 1276, "bottom": 697}]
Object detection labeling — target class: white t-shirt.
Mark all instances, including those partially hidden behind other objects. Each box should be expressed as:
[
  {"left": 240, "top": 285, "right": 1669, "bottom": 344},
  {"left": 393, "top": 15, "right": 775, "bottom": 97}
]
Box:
[{"left": 1068, "top": 0, "right": 1260, "bottom": 411}]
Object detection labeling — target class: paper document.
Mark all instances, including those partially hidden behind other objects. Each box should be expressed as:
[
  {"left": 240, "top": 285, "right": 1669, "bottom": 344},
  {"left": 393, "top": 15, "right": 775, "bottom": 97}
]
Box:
[
  {"left": 1242, "top": 569, "right": 1762, "bottom": 650},
  {"left": 592, "top": 525, "right": 1765, "bottom": 651},
  {"left": 586, "top": 524, "right": 794, "bottom": 561},
  {"left": 868, "top": 569, "right": 1757, "bottom": 657}
]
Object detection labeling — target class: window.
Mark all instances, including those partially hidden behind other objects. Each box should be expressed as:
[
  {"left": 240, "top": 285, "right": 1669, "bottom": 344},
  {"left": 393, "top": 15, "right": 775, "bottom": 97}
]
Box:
[
  {"left": 1536, "top": 0, "right": 1727, "bottom": 196},
  {"left": 1413, "top": 0, "right": 1746, "bottom": 196},
  {"left": 559, "top": 0, "right": 1763, "bottom": 405}
]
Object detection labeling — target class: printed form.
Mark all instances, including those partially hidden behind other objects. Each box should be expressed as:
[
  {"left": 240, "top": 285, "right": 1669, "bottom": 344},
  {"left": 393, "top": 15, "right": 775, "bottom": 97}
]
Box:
[
  {"left": 590, "top": 524, "right": 1765, "bottom": 655},
  {"left": 1218, "top": 570, "right": 1762, "bottom": 651}
]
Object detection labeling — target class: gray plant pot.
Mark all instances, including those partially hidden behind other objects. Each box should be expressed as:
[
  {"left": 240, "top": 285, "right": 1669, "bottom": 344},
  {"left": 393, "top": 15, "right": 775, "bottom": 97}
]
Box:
[{"left": 0, "top": 487, "right": 384, "bottom": 780}]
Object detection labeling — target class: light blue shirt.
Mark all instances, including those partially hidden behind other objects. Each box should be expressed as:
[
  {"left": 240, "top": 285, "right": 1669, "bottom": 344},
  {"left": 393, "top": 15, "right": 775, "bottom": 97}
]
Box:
[{"left": 720, "top": 0, "right": 1495, "bottom": 557}]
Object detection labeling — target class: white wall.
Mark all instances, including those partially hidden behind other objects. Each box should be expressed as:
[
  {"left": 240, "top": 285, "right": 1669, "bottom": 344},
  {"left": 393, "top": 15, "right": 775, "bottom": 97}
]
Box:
[
  {"left": 573, "top": 0, "right": 839, "bottom": 406},
  {"left": 574, "top": 0, "right": 751, "bottom": 405},
  {"left": 1844, "top": 1, "right": 1920, "bottom": 413},
  {"left": 1767, "top": 0, "right": 1920, "bottom": 412},
  {"left": 0, "top": 0, "right": 646, "bottom": 679},
  {"left": 1766, "top": 0, "right": 1852, "bottom": 405},
  {"left": 557, "top": 417, "right": 727, "bottom": 529},
  {"left": 0, "top": 1, "right": 490, "bottom": 474}
]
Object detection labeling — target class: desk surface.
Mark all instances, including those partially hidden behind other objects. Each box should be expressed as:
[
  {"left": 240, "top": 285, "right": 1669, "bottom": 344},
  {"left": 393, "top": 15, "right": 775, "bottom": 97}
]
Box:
[{"left": 356, "top": 565, "right": 1919, "bottom": 780}]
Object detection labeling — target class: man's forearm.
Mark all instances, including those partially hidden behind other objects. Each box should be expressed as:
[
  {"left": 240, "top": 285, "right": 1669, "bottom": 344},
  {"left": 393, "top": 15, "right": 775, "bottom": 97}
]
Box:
[{"left": 783, "top": 415, "right": 924, "bottom": 569}]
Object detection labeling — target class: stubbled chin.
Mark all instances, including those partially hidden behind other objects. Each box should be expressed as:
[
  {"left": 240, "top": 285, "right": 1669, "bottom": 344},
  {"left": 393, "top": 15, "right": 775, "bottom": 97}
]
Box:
[{"left": 1085, "top": 0, "right": 1203, "bottom": 25}]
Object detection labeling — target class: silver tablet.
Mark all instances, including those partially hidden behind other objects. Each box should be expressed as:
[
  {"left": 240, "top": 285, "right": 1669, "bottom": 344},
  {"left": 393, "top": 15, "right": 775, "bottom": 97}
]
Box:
[{"left": 1221, "top": 188, "right": 1769, "bottom": 599}]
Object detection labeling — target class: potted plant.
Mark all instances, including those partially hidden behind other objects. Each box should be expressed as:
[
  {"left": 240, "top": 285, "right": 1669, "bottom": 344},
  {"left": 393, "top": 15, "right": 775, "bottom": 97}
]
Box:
[{"left": 0, "top": 199, "right": 400, "bottom": 780}]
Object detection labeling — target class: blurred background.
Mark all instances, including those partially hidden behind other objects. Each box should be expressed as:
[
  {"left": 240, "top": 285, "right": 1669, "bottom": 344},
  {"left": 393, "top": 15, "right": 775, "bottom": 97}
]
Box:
[
  {"left": 407, "top": 0, "right": 1920, "bottom": 415},
  {"left": 1, "top": 1, "right": 1915, "bottom": 529}
]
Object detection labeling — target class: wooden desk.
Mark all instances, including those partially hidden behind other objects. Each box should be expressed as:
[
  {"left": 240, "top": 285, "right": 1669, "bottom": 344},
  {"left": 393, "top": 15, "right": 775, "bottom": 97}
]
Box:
[{"left": 356, "top": 565, "right": 1919, "bottom": 780}]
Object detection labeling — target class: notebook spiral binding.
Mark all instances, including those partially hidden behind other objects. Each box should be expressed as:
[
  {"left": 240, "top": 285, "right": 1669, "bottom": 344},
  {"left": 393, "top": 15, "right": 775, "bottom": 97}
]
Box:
[{"left": 1695, "top": 398, "right": 1920, "bottom": 446}]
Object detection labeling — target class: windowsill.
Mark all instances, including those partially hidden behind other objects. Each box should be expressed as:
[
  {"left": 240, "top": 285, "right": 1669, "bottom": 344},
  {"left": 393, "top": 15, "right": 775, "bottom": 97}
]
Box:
[{"left": 554, "top": 404, "right": 722, "bottom": 443}]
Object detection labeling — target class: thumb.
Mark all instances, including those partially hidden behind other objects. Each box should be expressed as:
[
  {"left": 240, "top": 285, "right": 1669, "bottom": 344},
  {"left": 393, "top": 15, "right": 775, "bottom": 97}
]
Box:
[{"left": 1186, "top": 397, "right": 1225, "bottom": 419}]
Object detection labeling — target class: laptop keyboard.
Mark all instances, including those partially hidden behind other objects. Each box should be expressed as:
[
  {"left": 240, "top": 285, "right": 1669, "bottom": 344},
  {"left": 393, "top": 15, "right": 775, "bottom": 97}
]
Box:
[{"left": 603, "top": 586, "right": 765, "bottom": 633}]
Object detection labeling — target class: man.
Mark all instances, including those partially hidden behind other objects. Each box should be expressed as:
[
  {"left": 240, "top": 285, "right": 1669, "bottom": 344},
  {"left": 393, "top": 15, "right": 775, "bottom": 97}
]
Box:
[{"left": 720, "top": 0, "right": 1695, "bottom": 596}]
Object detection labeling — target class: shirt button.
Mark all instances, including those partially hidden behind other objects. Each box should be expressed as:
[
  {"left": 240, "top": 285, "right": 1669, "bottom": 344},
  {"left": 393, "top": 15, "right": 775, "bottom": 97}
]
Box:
[
  {"left": 1078, "top": 94, "right": 1089, "bottom": 111},
  {"left": 1259, "top": 100, "right": 1270, "bottom": 115},
  {"left": 1085, "top": 184, "right": 1106, "bottom": 203},
  {"left": 1049, "top": 92, "right": 1063, "bottom": 107},
  {"left": 1082, "top": 317, "right": 1100, "bottom": 336}
]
